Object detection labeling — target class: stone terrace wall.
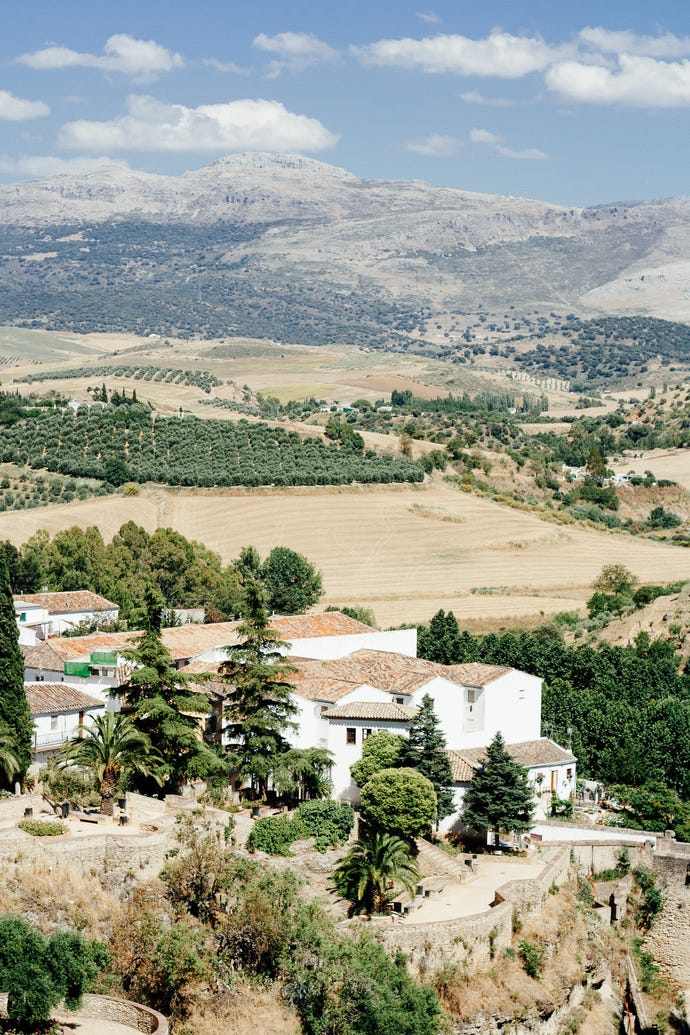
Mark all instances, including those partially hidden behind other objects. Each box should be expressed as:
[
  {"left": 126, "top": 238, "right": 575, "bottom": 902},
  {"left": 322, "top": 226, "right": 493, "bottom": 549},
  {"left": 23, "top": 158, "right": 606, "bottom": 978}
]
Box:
[
  {"left": 0, "top": 825, "right": 171, "bottom": 882},
  {"left": 1, "top": 993, "right": 168, "bottom": 1035},
  {"left": 364, "top": 847, "right": 571, "bottom": 977}
]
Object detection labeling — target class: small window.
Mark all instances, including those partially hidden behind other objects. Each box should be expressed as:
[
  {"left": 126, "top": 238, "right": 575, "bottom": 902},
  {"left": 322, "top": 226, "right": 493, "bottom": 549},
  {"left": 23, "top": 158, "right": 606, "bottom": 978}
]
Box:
[
  {"left": 50, "top": 715, "right": 59, "bottom": 731},
  {"left": 320, "top": 705, "right": 329, "bottom": 717},
  {"left": 346, "top": 727, "right": 356, "bottom": 745},
  {"left": 467, "top": 689, "right": 476, "bottom": 705},
  {"left": 363, "top": 727, "right": 373, "bottom": 740},
  {"left": 395, "top": 696, "right": 404, "bottom": 705},
  {"left": 518, "top": 689, "right": 526, "bottom": 701}
]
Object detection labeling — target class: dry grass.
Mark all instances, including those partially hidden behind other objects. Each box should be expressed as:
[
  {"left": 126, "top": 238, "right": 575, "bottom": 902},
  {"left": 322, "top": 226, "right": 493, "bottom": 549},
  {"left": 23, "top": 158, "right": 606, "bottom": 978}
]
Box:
[{"left": 182, "top": 987, "right": 300, "bottom": 1035}]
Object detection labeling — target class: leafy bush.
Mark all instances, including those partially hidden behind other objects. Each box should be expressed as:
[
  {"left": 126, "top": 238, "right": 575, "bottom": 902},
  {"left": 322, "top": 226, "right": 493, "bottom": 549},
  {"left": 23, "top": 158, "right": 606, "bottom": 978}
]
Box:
[
  {"left": 634, "top": 868, "right": 665, "bottom": 930},
  {"left": 246, "top": 814, "right": 305, "bottom": 856},
  {"left": 649, "top": 506, "right": 682, "bottom": 529},
  {"left": 17, "top": 819, "right": 66, "bottom": 836},
  {"left": 296, "top": 799, "right": 354, "bottom": 850},
  {"left": 517, "top": 939, "right": 545, "bottom": 979}
]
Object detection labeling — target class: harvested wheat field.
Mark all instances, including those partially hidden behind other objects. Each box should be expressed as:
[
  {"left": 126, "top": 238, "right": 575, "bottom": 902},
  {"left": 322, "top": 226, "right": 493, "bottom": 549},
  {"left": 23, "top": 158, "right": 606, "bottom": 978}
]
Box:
[{"left": 0, "top": 480, "right": 685, "bottom": 628}]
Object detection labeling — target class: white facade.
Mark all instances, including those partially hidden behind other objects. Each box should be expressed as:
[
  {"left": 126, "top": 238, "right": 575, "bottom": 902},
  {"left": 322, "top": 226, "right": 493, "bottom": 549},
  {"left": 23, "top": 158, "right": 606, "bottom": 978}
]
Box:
[{"left": 25, "top": 683, "right": 106, "bottom": 762}]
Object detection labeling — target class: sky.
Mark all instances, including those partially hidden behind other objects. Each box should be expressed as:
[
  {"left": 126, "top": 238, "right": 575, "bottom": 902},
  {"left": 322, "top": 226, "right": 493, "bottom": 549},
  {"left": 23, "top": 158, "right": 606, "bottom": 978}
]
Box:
[{"left": 1, "top": 0, "right": 689, "bottom": 205}]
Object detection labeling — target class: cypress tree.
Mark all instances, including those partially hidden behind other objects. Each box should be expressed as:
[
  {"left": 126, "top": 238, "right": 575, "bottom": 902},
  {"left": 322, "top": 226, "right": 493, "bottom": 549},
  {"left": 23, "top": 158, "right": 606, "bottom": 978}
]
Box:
[
  {"left": 461, "top": 732, "right": 534, "bottom": 840},
  {"left": 0, "top": 556, "right": 32, "bottom": 779},
  {"left": 399, "top": 694, "right": 455, "bottom": 824}
]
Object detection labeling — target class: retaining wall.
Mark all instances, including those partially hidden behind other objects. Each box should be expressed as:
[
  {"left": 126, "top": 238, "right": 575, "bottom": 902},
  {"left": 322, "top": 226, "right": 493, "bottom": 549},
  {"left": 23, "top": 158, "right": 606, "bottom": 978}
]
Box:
[{"left": 0, "top": 993, "right": 168, "bottom": 1034}]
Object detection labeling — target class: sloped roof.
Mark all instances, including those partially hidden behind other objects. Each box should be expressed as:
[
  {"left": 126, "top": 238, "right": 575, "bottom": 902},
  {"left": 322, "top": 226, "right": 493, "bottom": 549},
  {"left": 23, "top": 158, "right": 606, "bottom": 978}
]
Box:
[
  {"left": 452, "top": 738, "right": 576, "bottom": 781},
  {"left": 15, "top": 591, "right": 118, "bottom": 614},
  {"left": 24, "top": 683, "right": 104, "bottom": 716},
  {"left": 447, "top": 750, "right": 476, "bottom": 783},
  {"left": 21, "top": 641, "right": 64, "bottom": 671},
  {"left": 324, "top": 702, "right": 419, "bottom": 721},
  {"left": 42, "top": 611, "right": 373, "bottom": 664},
  {"left": 289, "top": 650, "right": 512, "bottom": 704}
]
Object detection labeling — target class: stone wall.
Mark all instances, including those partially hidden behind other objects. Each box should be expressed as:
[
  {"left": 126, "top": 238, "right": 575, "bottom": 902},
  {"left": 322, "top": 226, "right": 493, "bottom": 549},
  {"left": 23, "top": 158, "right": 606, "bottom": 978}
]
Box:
[
  {"left": 361, "top": 847, "right": 571, "bottom": 977},
  {"left": 0, "top": 993, "right": 168, "bottom": 1034},
  {"left": 0, "top": 824, "right": 171, "bottom": 883}
]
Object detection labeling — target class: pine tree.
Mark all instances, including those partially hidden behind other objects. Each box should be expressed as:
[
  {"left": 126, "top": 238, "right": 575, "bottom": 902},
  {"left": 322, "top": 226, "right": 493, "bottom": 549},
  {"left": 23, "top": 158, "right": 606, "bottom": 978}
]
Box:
[
  {"left": 220, "top": 577, "right": 298, "bottom": 797},
  {"left": 461, "top": 732, "right": 534, "bottom": 840},
  {"left": 399, "top": 694, "right": 455, "bottom": 824},
  {"left": 120, "top": 584, "right": 224, "bottom": 792},
  {"left": 0, "top": 556, "right": 32, "bottom": 781}
]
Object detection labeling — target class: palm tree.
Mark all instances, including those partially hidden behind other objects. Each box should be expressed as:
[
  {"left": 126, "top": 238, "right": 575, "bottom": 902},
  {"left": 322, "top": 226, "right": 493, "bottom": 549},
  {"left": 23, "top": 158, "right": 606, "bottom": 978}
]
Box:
[
  {"left": 333, "top": 829, "right": 420, "bottom": 916},
  {"left": 0, "top": 727, "right": 20, "bottom": 785},
  {"left": 60, "top": 712, "right": 163, "bottom": 815}
]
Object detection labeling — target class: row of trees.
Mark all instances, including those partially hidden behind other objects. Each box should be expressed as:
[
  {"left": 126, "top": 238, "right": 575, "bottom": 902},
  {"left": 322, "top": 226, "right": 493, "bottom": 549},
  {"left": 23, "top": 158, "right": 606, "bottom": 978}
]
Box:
[
  {"left": 1, "top": 525, "right": 323, "bottom": 623},
  {"left": 0, "top": 408, "right": 424, "bottom": 487}
]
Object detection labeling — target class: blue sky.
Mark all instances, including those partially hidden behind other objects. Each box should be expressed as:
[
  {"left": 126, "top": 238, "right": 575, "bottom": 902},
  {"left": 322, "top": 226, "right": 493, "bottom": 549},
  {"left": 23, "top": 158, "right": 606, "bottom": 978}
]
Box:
[{"left": 1, "top": 0, "right": 689, "bottom": 205}]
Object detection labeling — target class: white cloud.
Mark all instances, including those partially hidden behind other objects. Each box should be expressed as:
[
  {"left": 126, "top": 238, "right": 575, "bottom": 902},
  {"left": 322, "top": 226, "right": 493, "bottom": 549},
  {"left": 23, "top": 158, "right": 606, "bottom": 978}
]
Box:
[
  {"left": 203, "top": 57, "right": 249, "bottom": 75},
  {"left": 252, "top": 31, "right": 337, "bottom": 76},
  {"left": 459, "top": 90, "right": 517, "bottom": 106},
  {"left": 353, "top": 30, "right": 562, "bottom": 77},
  {"left": 546, "top": 54, "right": 690, "bottom": 106},
  {"left": 58, "top": 94, "right": 339, "bottom": 153},
  {"left": 405, "top": 133, "right": 461, "bottom": 156},
  {"left": 0, "top": 154, "right": 121, "bottom": 179},
  {"left": 470, "top": 127, "right": 501, "bottom": 144},
  {"left": 18, "top": 34, "right": 184, "bottom": 82},
  {"left": 0, "top": 90, "right": 50, "bottom": 120},
  {"left": 471, "top": 126, "right": 548, "bottom": 159},
  {"left": 579, "top": 26, "right": 690, "bottom": 59},
  {"left": 416, "top": 12, "right": 441, "bottom": 25}
]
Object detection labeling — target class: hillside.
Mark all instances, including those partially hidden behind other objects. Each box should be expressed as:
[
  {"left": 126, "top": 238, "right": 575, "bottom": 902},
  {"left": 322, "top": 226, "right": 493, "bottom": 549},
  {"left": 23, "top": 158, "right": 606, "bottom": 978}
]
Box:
[{"left": 2, "top": 154, "right": 690, "bottom": 346}]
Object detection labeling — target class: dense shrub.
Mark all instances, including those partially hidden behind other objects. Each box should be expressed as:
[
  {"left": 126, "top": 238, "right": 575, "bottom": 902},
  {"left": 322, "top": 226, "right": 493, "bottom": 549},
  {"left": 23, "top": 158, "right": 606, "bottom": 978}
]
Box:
[{"left": 17, "top": 819, "right": 66, "bottom": 836}]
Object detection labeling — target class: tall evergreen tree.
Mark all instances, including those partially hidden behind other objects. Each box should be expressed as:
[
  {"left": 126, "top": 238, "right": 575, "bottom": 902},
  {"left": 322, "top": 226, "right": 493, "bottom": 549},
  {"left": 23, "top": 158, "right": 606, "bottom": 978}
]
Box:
[
  {"left": 220, "top": 577, "right": 298, "bottom": 797},
  {"left": 461, "top": 732, "right": 534, "bottom": 840},
  {"left": 120, "top": 584, "right": 224, "bottom": 792},
  {"left": 0, "top": 556, "right": 32, "bottom": 780},
  {"left": 399, "top": 694, "right": 455, "bottom": 824}
]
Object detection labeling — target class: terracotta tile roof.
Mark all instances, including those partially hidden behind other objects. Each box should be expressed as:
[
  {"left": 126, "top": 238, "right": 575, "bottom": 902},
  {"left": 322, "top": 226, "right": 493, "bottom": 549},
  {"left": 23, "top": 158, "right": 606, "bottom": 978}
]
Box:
[
  {"left": 21, "top": 641, "right": 64, "bottom": 671},
  {"left": 447, "top": 751, "right": 476, "bottom": 783},
  {"left": 24, "top": 683, "right": 105, "bottom": 716},
  {"left": 325, "top": 702, "right": 419, "bottom": 721},
  {"left": 15, "top": 591, "right": 118, "bottom": 614},
  {"left": 455, "top": 738, "right": 576, "bottom": 776},
  {"left": 288, "top": 650, "right": 513, "bottom": 704},
  {"left": 43, "top": 612, "right": 373, "bottom": 665},
  {"left": 444, "top": 663, "right": 511, "bottom": 687},
  {"left": 178, "top": 660, "right": 223, "bottom": 675}
]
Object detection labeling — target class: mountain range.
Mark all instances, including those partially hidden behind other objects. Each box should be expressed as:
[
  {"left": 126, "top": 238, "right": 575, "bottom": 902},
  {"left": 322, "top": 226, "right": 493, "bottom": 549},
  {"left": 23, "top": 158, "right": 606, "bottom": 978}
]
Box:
[{"left": 1, "top": 154, "right": 689, "bottom": 345}]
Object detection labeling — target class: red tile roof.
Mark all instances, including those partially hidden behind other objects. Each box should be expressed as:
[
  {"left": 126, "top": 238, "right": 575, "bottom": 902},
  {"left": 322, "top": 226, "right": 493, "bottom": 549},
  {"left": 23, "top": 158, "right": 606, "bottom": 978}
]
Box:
[
  {"left": 325, "top": 702, "right": 419, "bottom": 721},
  {"left": 15, "top": 591, "right": 118, "bottom": 614},
  {"left": 24, "top": 683, "right": 105, "bottom": 716},
  {"left": 448, "top": 738, "right": 576, "bottom": 783}
]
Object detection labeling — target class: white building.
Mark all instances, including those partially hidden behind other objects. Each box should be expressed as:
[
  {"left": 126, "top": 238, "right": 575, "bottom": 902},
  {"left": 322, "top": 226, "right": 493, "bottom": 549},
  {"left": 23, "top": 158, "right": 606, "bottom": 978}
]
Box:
[
  {"left": 25, "top": 682, "right": 105, "bottom": 763},
  {"left": 15, "top": 591, "right": 120, "bottom": 639}
]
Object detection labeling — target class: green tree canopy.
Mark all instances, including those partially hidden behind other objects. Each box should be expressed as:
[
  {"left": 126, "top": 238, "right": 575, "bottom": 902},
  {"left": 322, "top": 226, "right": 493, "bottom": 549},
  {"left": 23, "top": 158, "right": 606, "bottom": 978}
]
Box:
[
  {"left": 260, "top": 546, "right": 323, "bottom": 615},
  {"left": 350, "top": 729, "right": 404, "bottom": 788},
  {"left": 220, "top": 578, "right": 298, "bottom": 797},
  {"left": 461, "top": 732, "right": 534, "bottom": 837},
  {"left": 0, "top": 915, "right": 102, "bottom": 1026},
  {"left": 0, "top": 556, "right": 33, "bottom": 780},
  {"left": 360, "top": 767, "right": 437, "bottom": 839},
  {"left": 593, "top": 563, "right": 638, "bottom": 596},
  {"left": 399, "top": 694, "right": 455, "bottom": 824},
  {"left": 333, "top": 829, "right": 420, "bottom": 916},
  {"left": 61, "top": 712, "right": 163, "bottom": 815},
  {"left": 120, "top": 585, "right": 225, "bottom": 792}
]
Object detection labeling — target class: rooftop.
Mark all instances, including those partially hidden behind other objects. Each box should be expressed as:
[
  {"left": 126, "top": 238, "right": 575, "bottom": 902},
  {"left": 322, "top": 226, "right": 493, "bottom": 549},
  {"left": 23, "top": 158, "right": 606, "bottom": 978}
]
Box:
[
  {"left": 15, "top": 591, "right": 119, "bottom": 614},
  {"left": 24, "top": 683, "right": 105, "bottom": 716},
  {"left": 324, "top": 702, "right": 419, "bottom": 721},
  {"left": 450, "top": 738, "right": 577, "bottom": 782}
]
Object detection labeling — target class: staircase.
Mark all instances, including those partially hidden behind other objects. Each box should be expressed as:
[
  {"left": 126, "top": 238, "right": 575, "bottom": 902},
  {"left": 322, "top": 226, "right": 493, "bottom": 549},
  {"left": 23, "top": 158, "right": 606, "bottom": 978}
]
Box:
[{"left": 414, "top": 837, "right": 470, "bottom": 881}]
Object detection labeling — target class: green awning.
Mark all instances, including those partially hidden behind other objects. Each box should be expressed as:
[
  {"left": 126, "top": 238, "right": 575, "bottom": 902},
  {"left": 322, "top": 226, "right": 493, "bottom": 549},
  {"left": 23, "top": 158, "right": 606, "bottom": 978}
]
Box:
[
  {"left": 90, "top": 652, "right": 117, "bottom": 665},
  {"left": 63, "top": 661, "right": 91, "bottom": 678}
]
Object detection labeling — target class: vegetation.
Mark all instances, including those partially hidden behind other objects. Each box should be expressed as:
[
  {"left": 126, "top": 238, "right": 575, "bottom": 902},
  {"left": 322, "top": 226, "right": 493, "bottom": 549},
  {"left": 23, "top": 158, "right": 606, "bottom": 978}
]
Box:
[
  {"left": 18, "top": 364, "right": 223, "bottom": 393},
  {"left": 17, "top": 819, "right": 66, "bottom": 836},
  {"left": 247, "top": 800, "right": 354, "bottom": 855},
  {"left": 350, "top": 729, "right": 404, "bottom": 788},
  {"left": 418, "top": 609, "right": 690, "bottom": 808},
  {"left": 0, "top": 727, "right": 20, "bottom": 785},
  {"left": 0, "top": 407, "right": 424, "bottom": 488},
  {"left": 60, "top": 712, "right": 163, "bottom": 815},
  {"left": 259, "top": 545, "right": 323, "bottom": 614},
  {"left": 399, "top": 694, "right": 455, "bottom": 825},
  {"left": 461, "top": 732, "right": 534, "bottom": 839},
  {"left": 220, "top": 579, "right": 298, "bottom": 797},
  {"left": 517, "top": 939, "right": 546, "bottom": 979},
  {"left": 0, "top": 915, "right": 102, "bottom": 1028},
  {"left": 0, "top": 557, "right": 33, "bottom": 781},
  {"left": 120, "top": 587, "right": 224, "bottom": 793},
  {"left": 333, "top": 829, "right": 420, "bottom": 915},
  {"left": 360, "top": 767, "right": 437, "bottom": 839}
]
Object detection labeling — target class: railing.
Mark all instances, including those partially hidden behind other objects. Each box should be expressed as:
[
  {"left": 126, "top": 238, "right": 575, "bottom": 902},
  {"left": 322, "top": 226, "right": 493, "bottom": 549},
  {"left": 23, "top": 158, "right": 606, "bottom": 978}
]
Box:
[{"left": 33, "top": 731, "right": 70, "bottom": 749}]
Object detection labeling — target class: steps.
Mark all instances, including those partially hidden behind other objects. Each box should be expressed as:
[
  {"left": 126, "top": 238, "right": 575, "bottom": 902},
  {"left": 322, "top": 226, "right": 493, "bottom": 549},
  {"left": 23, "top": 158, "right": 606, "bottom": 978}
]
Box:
[{"left": 414, "top": 837, "right": 469, "bottom": 881}]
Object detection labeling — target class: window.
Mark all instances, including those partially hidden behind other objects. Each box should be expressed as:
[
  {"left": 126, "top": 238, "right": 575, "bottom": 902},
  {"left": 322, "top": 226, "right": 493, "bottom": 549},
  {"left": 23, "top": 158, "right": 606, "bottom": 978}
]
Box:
[
  {"left": 320, "top": 705, "right": 329, "bottom": 717},
  {"left": 395, "top": 696, "right": 405, "bottom": 705},
  {"left": 346, "top": 727, "right": 356, "bottom": 745},
  {"left": 50, "top": 715, "right": 59, "bottom": 731},
  {"left": 467, "top": 690, "right": 476, "bottom": 704},
  {"left": 363, "top": 727, "right": 373, "bottom": 739}
]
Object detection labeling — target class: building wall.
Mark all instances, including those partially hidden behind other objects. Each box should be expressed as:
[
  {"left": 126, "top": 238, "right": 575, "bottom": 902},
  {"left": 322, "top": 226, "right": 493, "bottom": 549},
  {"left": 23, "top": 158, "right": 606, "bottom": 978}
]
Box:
[
  {"left": 32, "top": 703, "right": 104, "bottom": 757},
  {"left": 482, "top": 671, "right": 542, "bottom": 746},
  {"left": 327, "top": 715, "right": 409, "bottom": 802},
  {"left": 286, "top": 627, "right": 417, "bottom": 661}
]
